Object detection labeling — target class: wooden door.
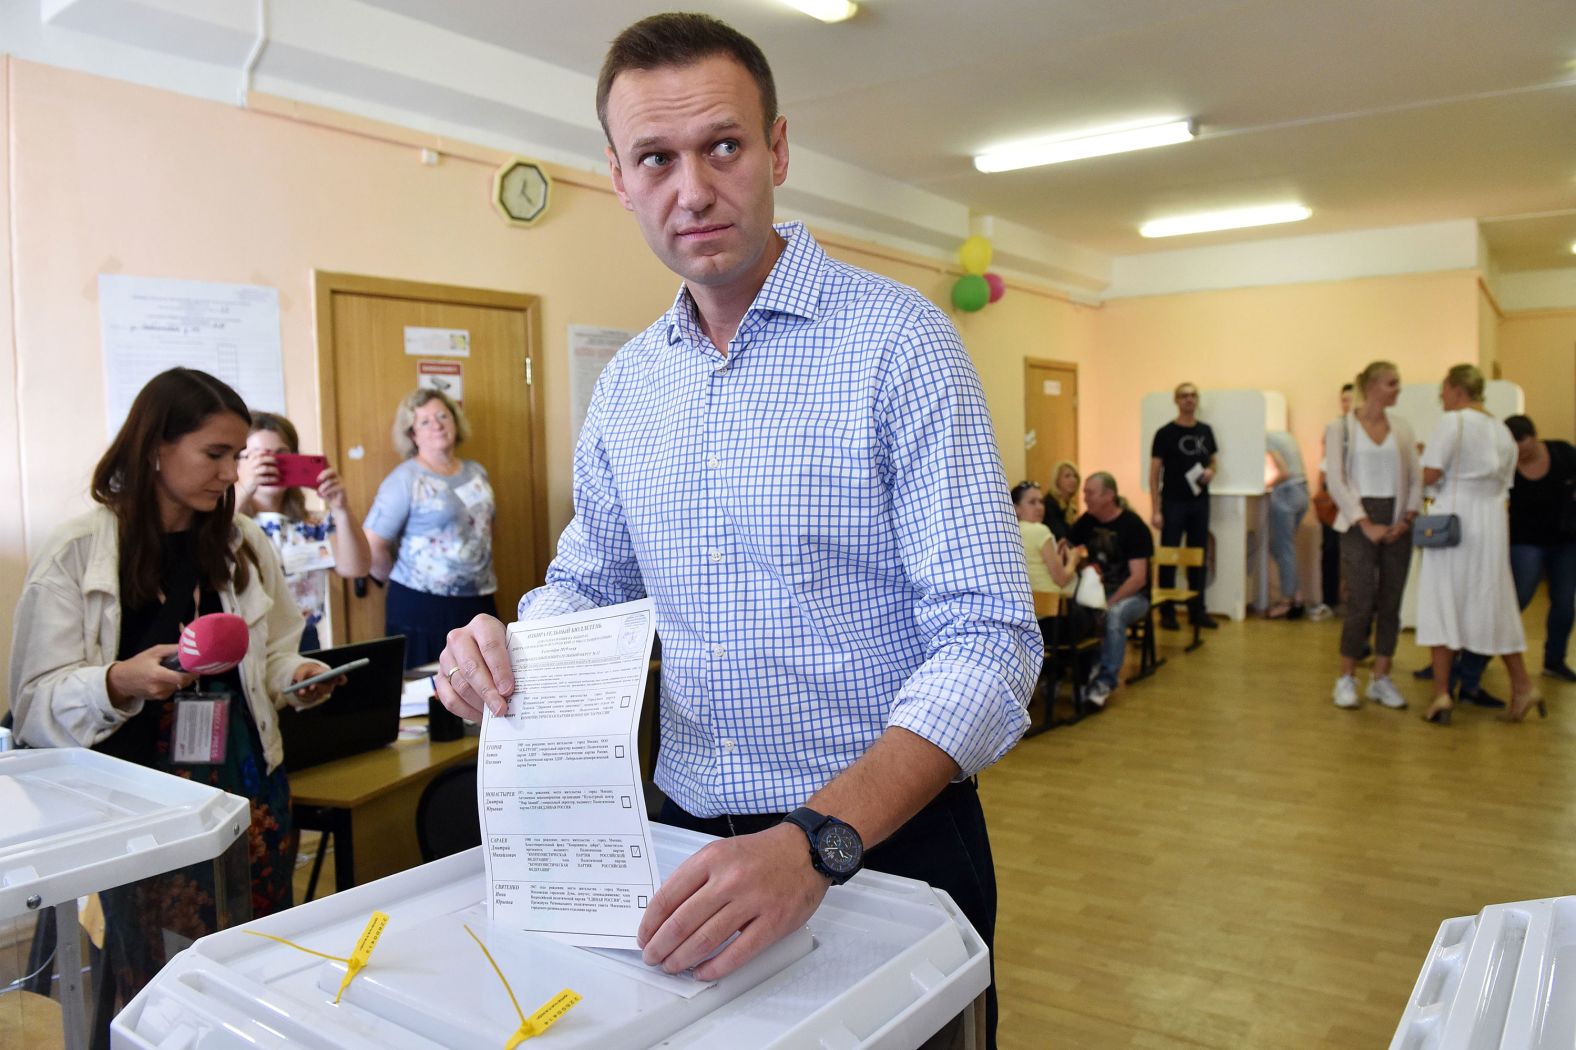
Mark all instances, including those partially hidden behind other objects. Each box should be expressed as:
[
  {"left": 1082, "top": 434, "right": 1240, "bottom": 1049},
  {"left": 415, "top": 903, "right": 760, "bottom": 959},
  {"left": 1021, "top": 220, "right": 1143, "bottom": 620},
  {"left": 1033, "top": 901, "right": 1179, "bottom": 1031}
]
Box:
[
  {"left": 314, "top": 273, "right": 547, "bottom": 645},
  {"left": 1024, "top": 359, "right": 1078, "bottom": 488}
]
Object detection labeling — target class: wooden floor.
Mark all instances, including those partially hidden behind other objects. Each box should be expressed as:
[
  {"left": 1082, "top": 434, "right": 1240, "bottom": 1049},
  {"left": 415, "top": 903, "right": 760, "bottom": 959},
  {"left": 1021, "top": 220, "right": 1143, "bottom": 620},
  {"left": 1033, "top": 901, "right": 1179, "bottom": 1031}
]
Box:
[{"left": 984, "top": 600, "right": 1574, "bottom": 1049}]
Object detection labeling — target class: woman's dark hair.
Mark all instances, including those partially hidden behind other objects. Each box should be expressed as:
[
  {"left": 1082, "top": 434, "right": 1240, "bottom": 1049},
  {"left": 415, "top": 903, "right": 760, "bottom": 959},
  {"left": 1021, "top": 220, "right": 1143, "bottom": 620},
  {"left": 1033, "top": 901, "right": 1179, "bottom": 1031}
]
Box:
[
  {"left": 92, "top": 368, "right": 258, "bottom": 606},
  {"left": 1505, "top": 415, "right": 1536, "bottom": 443},
  {"left": 249, "top": 411, "right": 308, "bottom": 521},
  {"left": 596, "top": 13, "right": 778, "bottom": 148},
  {"left": 1010, "top": 480, "right": 1041, "bottom": 506}
]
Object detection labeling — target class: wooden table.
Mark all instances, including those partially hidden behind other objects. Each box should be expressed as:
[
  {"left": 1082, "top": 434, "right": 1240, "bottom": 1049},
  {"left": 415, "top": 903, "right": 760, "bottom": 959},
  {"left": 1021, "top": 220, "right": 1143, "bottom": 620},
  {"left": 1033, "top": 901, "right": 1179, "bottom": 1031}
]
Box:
[{"left": 289, "top": 723, "right": 478, "bottom": 897}]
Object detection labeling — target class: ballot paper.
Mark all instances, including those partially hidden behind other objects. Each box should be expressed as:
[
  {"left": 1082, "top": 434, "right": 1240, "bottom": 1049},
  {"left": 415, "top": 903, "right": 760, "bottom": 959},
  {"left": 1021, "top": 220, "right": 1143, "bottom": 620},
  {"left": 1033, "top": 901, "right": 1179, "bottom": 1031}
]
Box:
[
  {"left": 1185, "top": 461, "right": 1207, "bottom": 496},
  {"left": 481, "top": 600, "right": 659, "bottom": 950}
]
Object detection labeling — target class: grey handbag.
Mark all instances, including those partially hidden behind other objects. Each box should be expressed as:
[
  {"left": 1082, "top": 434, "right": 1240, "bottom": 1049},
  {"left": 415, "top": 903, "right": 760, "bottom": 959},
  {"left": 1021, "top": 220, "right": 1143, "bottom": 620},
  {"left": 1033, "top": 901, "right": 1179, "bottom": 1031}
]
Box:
[{"left": 1412, "top": 413, "right": 1462, "bottom": 549}]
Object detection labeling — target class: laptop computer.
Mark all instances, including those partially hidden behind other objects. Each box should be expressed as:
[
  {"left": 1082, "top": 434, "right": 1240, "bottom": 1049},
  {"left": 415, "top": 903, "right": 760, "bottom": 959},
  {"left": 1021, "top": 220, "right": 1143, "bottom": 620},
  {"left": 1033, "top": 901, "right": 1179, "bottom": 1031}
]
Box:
[{"left": 280, "top": 635, "right": 407, "bottom": 771}]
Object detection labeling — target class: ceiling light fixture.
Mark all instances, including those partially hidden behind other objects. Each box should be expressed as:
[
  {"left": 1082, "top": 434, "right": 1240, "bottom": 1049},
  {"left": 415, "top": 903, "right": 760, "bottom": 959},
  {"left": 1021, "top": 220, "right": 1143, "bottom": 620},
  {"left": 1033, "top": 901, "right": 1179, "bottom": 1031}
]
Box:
[
  {"left": 1140, "top": 203, "right": 1313, "bottom": 239},
  {"left": 973, "top": 119, "right": 1195, "bottom": 174},
  {"left": 778, "top": 0, "right": 858, "bottom": 23}
]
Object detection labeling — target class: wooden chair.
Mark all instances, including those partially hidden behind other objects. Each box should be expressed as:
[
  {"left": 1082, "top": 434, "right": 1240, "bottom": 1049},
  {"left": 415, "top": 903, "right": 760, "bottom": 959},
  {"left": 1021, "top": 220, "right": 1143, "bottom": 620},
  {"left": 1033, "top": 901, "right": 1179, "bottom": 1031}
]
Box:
[
  {"left": 1025, "top": 591, "right": 1101, "bottom": 735},
  {"left": 1153, "top": 546, "right": 1206, "bottom": 654}
]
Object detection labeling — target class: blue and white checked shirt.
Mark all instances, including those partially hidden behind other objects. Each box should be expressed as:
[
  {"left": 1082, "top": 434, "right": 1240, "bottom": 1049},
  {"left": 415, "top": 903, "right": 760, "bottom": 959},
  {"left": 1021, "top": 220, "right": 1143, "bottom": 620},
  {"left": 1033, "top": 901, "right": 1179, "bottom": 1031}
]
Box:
[{"left": 520, "top": 224, "right": 1037, "bottom": 816}]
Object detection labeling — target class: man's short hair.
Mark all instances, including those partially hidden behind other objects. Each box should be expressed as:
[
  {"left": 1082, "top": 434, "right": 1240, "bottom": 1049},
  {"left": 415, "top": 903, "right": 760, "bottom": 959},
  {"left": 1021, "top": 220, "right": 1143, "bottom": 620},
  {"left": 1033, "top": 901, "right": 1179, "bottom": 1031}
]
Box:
[
  {"left": 1088, "top": 471, "right": 1118, "bottom": 496},
  {"left": 596, "top": 13, "right": 778, "bottom": 147},
  {"left": 1340, "top": 383, "right": 1354, "bottom": 394},
  {"left": 1174, "top": 382, "right": 1197, "bottom": 397}
]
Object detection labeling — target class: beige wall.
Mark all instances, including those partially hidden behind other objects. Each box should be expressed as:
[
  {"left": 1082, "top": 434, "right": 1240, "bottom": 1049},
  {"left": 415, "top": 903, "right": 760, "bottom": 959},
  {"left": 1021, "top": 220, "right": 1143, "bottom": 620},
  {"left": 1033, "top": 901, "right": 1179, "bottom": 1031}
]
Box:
[
  {"left": 1, "top": 58, "right": 21, "bottom": 702},
  {"left": 1, "top": 59, "right": 1502, "bottom": 697},
  {"left": 1499, "top": 311, "right": 1576, "bottom": 439}
]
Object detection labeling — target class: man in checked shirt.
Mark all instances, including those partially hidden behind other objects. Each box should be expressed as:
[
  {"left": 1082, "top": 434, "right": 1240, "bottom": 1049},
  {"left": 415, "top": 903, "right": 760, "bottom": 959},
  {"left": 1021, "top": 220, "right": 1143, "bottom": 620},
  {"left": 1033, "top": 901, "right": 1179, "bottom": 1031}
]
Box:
[{"left": 437, "top": 14, "right": 1038, "bottom": 1044}]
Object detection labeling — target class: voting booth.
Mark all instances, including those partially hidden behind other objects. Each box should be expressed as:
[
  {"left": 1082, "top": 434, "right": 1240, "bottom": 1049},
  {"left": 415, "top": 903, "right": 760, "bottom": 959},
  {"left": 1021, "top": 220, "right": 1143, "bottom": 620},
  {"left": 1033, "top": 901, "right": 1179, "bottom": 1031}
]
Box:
[
  {"left": 1389, "top": 893, "right": 1575, "bottom": 1049},
  {"left": 1141, "top": 389, "right": 1286, "bottom": 620},
  {"left": 1392, "top": 380, "right": 1525, "bottom": 630},
  {"left": 113, "top": 826, "right": 991, "bottom": 1049},
  {"left": 0, "top": 749, "right": 250, "bottom": 1050}
]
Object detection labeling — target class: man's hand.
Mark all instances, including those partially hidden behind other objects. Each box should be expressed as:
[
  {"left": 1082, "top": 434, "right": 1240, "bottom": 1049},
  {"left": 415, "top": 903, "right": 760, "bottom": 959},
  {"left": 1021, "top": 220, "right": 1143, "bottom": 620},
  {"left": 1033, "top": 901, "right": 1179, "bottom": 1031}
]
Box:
[
  {"left": 1150, "top": 511, "right": 1164, "bottom": 530},
  {"left": 1199, "top": 467, "right": 1215, "bottom": 485},
  {"left": 435, "top": 614, "right": 513, "bottom": 719},
  {"left": 637, "top": 823, "right": 828, "bottom": 981}
]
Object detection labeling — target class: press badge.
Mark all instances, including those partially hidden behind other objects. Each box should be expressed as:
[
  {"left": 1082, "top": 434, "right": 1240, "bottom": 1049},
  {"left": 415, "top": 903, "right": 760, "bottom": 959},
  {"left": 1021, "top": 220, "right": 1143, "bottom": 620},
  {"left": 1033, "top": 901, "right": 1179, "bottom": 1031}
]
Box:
[
  {"left": 454, "top": 475, "right": 492, "bottom": 510},
  {"left": 172, "top": 692, "right": 231, "bottom": 765},
  {"left": 282, "top": 539, "right": 336, "bottom": 575}
]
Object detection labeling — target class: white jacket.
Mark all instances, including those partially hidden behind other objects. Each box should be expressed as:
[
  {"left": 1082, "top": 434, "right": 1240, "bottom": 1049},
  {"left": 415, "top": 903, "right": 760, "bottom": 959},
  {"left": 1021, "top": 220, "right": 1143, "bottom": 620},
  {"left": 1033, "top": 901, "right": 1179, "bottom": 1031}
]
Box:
[
  {"left": 9, "top": 506, "right": 311, "bottom": 773},
  {"left": 1322, "top": 411, "right": 1424, "bottom": 533}
]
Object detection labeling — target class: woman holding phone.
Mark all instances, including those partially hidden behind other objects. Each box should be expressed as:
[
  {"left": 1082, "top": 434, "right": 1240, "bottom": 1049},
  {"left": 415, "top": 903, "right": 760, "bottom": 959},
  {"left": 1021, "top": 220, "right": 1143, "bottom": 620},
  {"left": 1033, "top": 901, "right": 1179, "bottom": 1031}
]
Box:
[
  {"left": 8, "top": 368, "right": 342, "bottom": 998},
  {"left": 236, "top": 412, "right": 371, "bottom": 651}
]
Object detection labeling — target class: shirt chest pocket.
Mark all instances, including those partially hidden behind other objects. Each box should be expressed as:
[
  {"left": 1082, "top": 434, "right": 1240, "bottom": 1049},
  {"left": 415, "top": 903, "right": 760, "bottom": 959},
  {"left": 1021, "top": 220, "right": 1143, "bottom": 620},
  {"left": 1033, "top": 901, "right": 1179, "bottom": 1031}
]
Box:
[{"left": 748, "top": 424, "right": 878, "bottom": 537}]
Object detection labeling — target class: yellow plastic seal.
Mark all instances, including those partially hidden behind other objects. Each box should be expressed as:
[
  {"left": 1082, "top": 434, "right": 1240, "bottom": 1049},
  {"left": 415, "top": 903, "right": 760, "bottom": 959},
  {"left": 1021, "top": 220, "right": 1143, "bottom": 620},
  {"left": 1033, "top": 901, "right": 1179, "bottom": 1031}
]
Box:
[{"left": 463, "top": 924, "right": 581, "bottom": 1045}]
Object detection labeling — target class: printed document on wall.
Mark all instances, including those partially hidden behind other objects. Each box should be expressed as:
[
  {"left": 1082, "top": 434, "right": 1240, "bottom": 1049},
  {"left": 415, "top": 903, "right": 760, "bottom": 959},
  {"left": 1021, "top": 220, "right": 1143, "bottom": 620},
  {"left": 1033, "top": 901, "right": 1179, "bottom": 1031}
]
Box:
[
  {"left": 99, "top": 275, "right": 285, "bottom": 437},
  {"left": 481, "top": 599, "right": 659, "bottom": 949}
]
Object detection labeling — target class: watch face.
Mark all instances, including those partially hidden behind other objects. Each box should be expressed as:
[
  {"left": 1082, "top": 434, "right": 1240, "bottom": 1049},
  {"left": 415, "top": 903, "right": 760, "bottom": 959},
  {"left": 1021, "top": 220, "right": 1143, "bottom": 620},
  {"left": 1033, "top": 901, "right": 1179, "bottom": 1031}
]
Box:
[{"left": 816, "top": 822, "right": 863, "bottom": 876}]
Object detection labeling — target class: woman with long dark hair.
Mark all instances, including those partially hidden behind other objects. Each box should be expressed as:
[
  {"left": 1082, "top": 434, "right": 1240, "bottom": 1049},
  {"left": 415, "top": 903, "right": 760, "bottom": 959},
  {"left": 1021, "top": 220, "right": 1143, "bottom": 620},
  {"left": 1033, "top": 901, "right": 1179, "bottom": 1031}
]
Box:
[{"left": 9, "top": 368, "right": 340, "bottom": 998}]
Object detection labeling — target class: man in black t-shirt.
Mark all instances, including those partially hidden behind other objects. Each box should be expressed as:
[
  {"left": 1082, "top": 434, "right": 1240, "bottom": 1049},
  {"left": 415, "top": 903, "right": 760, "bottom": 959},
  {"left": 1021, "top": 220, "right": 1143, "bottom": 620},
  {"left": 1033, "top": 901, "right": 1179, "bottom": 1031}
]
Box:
[
  {"left": 1149, "top": 382, "right": 1218, "bottom": 630},
  {"left": 1066, "top": 472, "right": 1154, "bottom": 707}
]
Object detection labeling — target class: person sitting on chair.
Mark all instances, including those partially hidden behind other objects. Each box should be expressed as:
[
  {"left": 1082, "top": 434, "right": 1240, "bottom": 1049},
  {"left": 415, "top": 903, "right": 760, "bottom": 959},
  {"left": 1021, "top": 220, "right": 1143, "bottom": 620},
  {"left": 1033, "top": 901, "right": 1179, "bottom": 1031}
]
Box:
[{"left": 1062, "top": 473, "right": 1153, "bottom": 709}]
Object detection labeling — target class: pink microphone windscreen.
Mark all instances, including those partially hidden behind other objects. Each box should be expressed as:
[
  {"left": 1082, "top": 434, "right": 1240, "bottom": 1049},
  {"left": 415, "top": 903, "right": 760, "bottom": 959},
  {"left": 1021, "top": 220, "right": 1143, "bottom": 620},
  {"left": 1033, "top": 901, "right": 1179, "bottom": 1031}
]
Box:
[{"left": 177, "top": 613, "right": 250, "bottom": 675}]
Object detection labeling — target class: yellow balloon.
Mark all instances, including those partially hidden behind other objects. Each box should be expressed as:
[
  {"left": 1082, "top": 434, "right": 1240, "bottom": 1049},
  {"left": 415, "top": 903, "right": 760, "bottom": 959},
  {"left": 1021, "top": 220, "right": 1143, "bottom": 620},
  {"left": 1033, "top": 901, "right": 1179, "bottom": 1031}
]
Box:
[{"left": 958, "top": 235, "right": 993, "bottom": 275}]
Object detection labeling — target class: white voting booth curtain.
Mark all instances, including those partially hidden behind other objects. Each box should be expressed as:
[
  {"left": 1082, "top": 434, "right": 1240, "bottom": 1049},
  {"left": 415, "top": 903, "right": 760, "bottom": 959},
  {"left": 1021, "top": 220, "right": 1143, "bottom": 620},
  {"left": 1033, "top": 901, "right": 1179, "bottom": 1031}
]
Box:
[
  {"left": 1140, "top": 390, "right": 1286, "bottom": 621},
  {"left": 1394, "top": 380, "right": 1525, "bottom": 630}
]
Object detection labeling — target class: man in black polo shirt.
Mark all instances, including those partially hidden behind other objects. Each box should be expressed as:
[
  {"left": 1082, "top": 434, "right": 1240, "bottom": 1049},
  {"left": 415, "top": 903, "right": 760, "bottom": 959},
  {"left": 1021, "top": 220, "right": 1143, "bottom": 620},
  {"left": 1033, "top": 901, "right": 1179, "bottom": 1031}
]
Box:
[
  {"left": 1149, "top": 382, "right": 1219, "bottom": 630},
  {"left": 1065, "top": 472, "right": 1154, "bottom": 707}
]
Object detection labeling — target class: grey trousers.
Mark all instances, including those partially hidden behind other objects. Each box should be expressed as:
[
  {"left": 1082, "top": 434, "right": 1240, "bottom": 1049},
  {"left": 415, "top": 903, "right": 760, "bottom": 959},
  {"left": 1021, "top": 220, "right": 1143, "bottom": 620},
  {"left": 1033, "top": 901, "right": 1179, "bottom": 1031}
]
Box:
[{"left": 1339, "top": 497, "right": 1412, "bottom": 660}]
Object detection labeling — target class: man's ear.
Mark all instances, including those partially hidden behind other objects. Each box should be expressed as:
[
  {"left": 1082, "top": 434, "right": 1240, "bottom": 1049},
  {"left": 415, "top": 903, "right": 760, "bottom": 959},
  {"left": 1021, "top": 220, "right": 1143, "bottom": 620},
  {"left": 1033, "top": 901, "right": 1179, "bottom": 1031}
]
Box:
[
  {"left": 768, "top": 115, "right": 789, "bottom": 187},
  {"left": 607, "top": 146, "right": 633, "bottom": 211}
]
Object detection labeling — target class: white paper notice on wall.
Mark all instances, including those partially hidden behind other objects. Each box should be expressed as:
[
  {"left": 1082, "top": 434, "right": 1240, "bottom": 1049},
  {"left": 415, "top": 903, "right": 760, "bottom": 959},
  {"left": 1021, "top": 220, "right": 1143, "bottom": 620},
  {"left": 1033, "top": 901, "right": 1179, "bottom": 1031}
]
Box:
[
  {"left": 569, "top": 325, "right": 637, "bottom": 443},
  {"left": 1044, "top": 380, "right": 1062, "bottom": 396},
  {"left": 404, "top": 326, "right": 471, "bottom": 357},
  {"left": 99, "top": 275, "right": 285, "bottom": 437},
  {"left": 1025, "top": 429, "right": 1038, "bottom": 449},
  {"left": 417, "top": 360, "right": 463, "bottom": 403}
]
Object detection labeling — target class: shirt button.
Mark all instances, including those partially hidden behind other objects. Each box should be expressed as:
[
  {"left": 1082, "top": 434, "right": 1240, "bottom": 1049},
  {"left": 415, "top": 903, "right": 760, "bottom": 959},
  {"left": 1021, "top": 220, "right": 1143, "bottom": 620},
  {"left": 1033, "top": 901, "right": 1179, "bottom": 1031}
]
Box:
[
  {"left": 713, "top": 364, "right": 727, "bottom": 375},
  {"left": 722, "top": 739, "right": 736, "bottom": 752},
  {"left": 709, "top": 549, "right": 723, "bottom": 562},
  {"left": 712, "top": 644, "right": 725, "bottom": 659},
  {"left": 707, "top": 455, "right": 721, "bottom": 469}
]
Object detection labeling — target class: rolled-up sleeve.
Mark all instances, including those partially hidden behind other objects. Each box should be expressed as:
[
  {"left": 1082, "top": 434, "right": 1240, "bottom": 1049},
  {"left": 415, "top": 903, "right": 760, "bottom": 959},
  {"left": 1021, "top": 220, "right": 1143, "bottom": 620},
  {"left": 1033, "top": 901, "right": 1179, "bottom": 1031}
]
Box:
[{"left": 878, "top": 308, "right": 1037, "bottom": 776}]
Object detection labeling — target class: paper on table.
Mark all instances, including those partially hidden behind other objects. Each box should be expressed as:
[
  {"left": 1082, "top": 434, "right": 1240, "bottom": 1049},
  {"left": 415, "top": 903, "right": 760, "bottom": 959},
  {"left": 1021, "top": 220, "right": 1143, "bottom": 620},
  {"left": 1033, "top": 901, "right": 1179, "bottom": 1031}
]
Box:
[
  {"left": 481, "top": 599, "right": 659, "bottom": 950},
  {"left": 400, "top": 676, "right": 436, "bottom": 718},
  {"left": 1185, "top": 461, "right": 1207, "bottom": 496}
]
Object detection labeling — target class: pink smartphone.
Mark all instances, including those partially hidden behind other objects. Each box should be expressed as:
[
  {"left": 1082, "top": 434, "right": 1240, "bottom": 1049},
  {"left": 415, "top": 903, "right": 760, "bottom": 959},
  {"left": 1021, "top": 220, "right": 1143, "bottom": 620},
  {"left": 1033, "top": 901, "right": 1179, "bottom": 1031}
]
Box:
[{"left": 274, "top": 453, "right": 328, "bottom": 489}]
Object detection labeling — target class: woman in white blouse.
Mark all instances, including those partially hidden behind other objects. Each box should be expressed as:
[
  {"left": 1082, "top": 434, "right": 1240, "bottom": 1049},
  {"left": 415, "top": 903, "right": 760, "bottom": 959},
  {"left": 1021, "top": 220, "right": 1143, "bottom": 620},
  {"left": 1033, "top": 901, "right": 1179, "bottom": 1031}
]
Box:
[
  {"left": 1323, "top": 361, "right": 1423, "bottom": 711},
  {"left": 1416, "top": 365, "right": 1543, "bottom": 724}
]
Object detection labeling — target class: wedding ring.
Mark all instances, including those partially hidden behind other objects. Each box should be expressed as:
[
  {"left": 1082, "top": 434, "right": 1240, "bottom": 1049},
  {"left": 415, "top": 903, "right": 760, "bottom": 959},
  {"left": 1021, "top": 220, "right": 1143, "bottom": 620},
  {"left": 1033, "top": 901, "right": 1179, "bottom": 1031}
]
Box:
[{"left": 445, "top": 666, "right": 461, "bottom": 681}]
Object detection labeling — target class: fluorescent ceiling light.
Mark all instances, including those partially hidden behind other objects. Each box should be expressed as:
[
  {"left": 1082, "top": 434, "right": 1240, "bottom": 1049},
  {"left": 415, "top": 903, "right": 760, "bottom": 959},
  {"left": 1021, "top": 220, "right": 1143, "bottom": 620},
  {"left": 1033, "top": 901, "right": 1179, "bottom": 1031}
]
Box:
[
  {"left": 1569, "top": 241, "right": 1576, "bottom": 254},
  {"left": 974, "top": 119, "right": 1195, "bottom": 174},
  {"left": 778, "top": 0, "right": 858, "bottom": 23},
  {"left": 1140, "top": 204, "right": 1313, "bottom": 239}
]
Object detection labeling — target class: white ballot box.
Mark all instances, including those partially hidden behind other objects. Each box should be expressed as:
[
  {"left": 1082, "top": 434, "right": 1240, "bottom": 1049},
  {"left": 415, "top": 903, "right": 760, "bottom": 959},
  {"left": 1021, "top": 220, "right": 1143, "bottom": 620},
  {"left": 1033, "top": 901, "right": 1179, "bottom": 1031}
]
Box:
[
  {"left": 0, "top": 748, "right": 251, "bottom": 1050},
  {"left": 113, "top": 825, "right": 989, "bottom": 1050},
  {"left": 1390, "top": 894, "right": 1575, "bottom": 1050}
]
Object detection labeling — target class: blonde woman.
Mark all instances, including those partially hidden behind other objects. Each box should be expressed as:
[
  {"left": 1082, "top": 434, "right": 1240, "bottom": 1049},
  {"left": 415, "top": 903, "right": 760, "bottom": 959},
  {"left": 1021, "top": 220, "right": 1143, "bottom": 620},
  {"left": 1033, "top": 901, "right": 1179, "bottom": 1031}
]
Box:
[
  {"left": 1416, "top": 365, "right": 1542, "bottom": 724},
  {"left": 364, "top": 389, "right": 498, "bottom": 666},
  {"left": 1323, "top": 361, "right": 1422, "bottom": 710},
  {"left": 1046, "top": 460, "right": 1080, "bottom": 540}
]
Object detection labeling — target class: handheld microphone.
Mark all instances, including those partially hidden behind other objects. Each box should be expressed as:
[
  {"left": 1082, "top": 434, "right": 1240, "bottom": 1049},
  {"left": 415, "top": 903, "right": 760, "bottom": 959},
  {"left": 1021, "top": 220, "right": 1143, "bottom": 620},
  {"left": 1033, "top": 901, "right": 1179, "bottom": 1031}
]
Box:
[{"left": 159, "top": 613, "right": 250, "bottom": 675}]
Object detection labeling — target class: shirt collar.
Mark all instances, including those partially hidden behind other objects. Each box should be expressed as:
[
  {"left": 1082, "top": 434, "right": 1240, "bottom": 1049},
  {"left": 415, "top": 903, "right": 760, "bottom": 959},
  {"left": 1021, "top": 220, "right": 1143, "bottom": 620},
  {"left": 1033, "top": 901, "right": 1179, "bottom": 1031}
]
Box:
[{"left": 664, "top": 222, "right": 824, "bottom": 345}]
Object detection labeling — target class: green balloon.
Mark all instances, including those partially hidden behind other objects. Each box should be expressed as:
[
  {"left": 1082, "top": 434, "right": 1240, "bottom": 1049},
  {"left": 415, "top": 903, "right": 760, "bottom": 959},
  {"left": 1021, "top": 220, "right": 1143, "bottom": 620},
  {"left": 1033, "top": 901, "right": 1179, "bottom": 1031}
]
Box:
[{"left": 951, "top": 274, "right": 989, "bottom": 312}]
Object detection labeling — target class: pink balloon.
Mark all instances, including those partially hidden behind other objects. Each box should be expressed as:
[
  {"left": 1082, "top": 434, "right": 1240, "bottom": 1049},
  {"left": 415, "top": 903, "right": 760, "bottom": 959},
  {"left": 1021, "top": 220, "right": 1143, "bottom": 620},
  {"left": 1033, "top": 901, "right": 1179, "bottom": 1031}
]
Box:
[{"left": 984, "top": 273, "right": 1006, "bottom": 304}]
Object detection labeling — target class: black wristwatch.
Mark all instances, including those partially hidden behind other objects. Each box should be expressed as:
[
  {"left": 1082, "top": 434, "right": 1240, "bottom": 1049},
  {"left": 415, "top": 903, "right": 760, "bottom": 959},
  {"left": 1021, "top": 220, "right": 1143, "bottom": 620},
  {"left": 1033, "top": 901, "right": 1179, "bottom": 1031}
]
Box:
[{"left": 782, "top": 807, "right": 864, "bottom": 885}]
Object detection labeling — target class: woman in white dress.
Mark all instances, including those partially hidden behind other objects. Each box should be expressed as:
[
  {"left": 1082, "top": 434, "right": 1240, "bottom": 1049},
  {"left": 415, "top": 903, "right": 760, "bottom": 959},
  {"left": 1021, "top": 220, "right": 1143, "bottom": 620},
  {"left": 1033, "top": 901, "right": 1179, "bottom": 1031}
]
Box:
[{"left": 1417, "top": 364, "right": 1544, "bottom": 724}]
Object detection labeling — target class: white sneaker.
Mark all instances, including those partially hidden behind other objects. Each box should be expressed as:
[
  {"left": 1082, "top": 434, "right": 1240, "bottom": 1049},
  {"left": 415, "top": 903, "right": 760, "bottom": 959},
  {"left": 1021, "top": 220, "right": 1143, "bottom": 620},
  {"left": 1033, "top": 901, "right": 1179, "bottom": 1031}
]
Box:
[
  {"left": 1307, "top": 603, "right": 1333, "bottom": 622},
  {"left": 1367, "top": 675, "right": 1408, "bottom": 710},
  {"left": 1332, "top": 675, "right": 1360, "bottom": 709},
  {"left": 1086, "top": 679, "right": 1112, "bottom": 708}
]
